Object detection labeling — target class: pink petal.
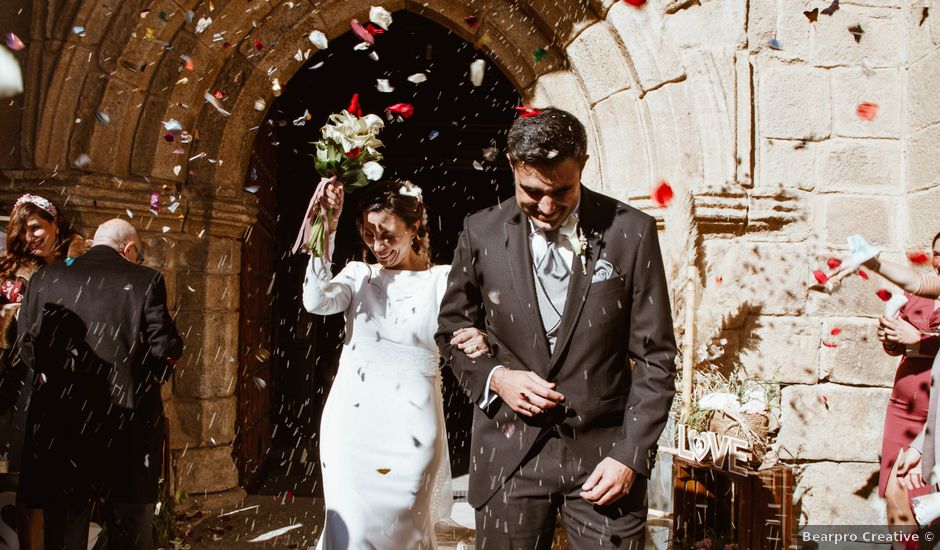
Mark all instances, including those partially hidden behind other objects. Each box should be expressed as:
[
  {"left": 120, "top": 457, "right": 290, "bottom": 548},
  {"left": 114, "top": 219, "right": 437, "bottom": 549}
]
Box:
[{"left": 350, "top": 19, "right": 375, "bottom": 45}]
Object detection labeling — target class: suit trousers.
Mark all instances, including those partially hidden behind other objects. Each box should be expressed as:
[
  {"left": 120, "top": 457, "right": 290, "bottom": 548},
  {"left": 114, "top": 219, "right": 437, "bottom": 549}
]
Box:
[
  {"left": 44, "top": 500, "right": 154, "bottom": 550},
  {"left": 475, "top": 429, "right": 648, "bottom": 550}
]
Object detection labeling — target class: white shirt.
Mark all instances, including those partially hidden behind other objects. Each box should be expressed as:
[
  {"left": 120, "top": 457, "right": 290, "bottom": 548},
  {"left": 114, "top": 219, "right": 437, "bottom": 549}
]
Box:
[{"left": 479, "top": 210, "right": 580, "bottom": 408}]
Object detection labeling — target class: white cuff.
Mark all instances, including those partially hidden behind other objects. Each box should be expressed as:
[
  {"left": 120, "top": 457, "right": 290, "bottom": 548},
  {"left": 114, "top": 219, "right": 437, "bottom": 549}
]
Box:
[{"left": 478, "top": 366, "right": 505, "bottom": 409}]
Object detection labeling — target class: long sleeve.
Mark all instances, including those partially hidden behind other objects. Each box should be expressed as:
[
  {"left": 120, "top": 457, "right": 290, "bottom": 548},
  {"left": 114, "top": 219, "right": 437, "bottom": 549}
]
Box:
[
  {"left": 143, "top": 272, "right": 183, "bottom": 382},
  {"left": 436, "top": 218, "right": 503, "bottom": 404},
  {"left": 302, "top": 235, "right": 364, "bottom": 316},
  {"left": 915, "top": 272, "right": 940, "bottom": 299},
  {"left": 609, "top": 216, "right": 678, "bottom": 478}
]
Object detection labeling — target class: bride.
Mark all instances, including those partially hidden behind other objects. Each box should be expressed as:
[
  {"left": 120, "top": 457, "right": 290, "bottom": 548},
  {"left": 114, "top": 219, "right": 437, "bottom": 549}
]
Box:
[{"left": 303, "top": 179, "right": 486, "bottom": 549}]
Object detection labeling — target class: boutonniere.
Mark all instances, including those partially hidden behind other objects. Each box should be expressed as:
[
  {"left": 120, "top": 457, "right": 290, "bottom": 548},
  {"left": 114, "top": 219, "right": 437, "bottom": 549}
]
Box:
[{"left": 570, "top": 226, "right": 589, "bottom": 274}]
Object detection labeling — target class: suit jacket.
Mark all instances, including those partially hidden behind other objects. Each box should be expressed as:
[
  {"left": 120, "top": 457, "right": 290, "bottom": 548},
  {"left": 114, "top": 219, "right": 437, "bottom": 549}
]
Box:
[
  {"left": 16, "top": 245, "right": 183, "bottom": 503},
  {"left": 436, "top": 187, "right": 677, "bottom": 507}
]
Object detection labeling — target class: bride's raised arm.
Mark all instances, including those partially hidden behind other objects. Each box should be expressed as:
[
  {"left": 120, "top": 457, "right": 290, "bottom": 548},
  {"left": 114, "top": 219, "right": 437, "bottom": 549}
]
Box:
[
  {"left": 302, "top": 182, "right": 365, "bottom": 315},
  {"left": 301, "top": 233, "right": 363, "bottom": 315}
]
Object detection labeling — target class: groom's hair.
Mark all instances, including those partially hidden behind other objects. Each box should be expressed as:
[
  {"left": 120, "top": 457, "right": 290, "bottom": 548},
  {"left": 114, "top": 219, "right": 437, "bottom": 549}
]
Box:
[{"left": 506, "top": 107, "right": 587, "bottom": 166}]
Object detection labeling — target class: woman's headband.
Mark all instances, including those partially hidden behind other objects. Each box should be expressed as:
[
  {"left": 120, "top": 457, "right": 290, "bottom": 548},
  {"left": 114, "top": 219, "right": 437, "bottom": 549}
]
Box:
[{"left": 13, "top": 194, "right": 57, "bottom": 218}]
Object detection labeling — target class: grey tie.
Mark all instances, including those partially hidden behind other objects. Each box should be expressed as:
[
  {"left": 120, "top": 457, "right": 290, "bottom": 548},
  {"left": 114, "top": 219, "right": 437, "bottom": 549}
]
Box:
[{"left": 533, "top": 230, "right": 571, "bottom": 352}]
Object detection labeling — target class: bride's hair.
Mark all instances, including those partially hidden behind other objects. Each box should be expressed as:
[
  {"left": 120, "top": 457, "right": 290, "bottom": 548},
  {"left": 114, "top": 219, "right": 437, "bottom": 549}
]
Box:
[{"left": 355, "top": 180, "right": 431, "bottom": 264}]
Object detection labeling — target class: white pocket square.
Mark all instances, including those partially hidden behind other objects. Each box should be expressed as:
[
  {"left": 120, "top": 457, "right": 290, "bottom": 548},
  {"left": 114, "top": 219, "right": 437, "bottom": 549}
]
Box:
[{"left": 592, "top": 259, "right": 616, "bottom": 283}]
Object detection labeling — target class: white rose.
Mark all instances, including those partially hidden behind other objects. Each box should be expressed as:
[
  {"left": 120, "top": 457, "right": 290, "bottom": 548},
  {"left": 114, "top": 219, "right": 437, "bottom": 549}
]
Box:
[
  {"left": 363, "top": 161, "right": 384, "bottom": 181},
  {"left": 361, "top": 114, "right": 384, "bottom": 133},
  {"left": 369, "top": 6, "right": 393, "bottom": 31}
]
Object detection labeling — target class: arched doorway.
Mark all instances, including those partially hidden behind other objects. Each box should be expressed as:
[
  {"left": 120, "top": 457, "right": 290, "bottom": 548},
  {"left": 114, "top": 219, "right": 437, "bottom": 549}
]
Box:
[{"left": 237, "top": 10, "right": 520, "bottom": 496}]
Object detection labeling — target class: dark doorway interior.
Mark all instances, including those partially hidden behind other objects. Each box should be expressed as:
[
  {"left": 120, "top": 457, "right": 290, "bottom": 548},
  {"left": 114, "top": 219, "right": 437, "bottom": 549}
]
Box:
[{"left": 238, "top": 10, "right": 520, "bottom": 495}]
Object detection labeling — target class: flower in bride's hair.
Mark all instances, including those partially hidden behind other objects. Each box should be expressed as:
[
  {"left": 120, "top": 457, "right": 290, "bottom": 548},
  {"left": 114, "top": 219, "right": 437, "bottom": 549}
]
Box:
[
  {"left": 399, "top": 181, "right": 423, "bottom": 199},
  {"left": 363, "top": 161, "right": 384, "bottom": 181}
]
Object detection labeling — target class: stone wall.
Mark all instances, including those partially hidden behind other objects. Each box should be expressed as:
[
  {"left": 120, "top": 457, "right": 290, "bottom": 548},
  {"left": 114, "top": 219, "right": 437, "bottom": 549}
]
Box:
[{"left": 0, "top": 0, "right": 936, "bottom": 525}]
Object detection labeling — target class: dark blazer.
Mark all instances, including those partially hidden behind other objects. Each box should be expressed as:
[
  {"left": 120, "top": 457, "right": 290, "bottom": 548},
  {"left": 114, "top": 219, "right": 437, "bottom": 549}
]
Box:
[
  {"left": 16, "top": 245, "right": 183, "bottom": 504},
  {"left": 436, "top": 187, "right": 677, "bottom": 507}
]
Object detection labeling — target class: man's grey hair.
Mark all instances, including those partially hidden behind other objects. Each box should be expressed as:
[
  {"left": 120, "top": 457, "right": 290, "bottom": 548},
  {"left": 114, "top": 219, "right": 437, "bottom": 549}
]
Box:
[{"left": 93, "top": 218, "right": 140, "bottom": 251}]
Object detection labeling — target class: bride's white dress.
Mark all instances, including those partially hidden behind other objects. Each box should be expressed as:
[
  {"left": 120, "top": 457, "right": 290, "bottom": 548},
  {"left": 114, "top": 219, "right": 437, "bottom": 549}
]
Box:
[{"left": 303, "top": 254, "right": 453, "bottom": 550}]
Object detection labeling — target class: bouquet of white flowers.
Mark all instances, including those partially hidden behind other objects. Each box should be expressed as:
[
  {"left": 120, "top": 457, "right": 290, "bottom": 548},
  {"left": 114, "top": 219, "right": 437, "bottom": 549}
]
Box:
[{"left": 293, "top": 101, "right": 386, "bottom": 257}]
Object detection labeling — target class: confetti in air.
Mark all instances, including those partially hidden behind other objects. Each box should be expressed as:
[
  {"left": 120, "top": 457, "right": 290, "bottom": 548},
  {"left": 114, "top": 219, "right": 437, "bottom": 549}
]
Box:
[
  {"left": 908, "top": 249, "right": 931, "bottom": 265},
  {"left": 651, "top": 180, "right": 674, "bottom": 207},
  {"left": 856, "top": 102, "right": 878, "bottom": 121}
]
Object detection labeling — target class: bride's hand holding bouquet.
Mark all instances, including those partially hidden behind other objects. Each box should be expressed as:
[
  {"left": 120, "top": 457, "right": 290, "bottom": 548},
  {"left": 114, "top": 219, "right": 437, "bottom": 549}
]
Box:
[{"left": 293, "top": 96, "right": 385, "bottom": 258}]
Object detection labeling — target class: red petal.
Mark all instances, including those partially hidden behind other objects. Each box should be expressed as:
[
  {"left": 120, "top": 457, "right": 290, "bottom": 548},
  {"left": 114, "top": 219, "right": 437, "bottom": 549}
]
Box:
[
  {"left": 907, "top": 249, "right": 931, "bottom": 265},
  {"left": 345, "top": 147, "right": 361, "bottom": 158},
  {"left": 856, "top": 102, "right": 878, "bottom": 121},
  {"left": 831, "top": 327, "right": 842, "bottom": 336},
  {"left": 822, "top": 341, "right": 837, "bottom": 348},
  {"left": 827, "top": 257, "right": 842, "bottom": 269},
  {"left": 813, "top": 270, "right": 829, "bottom": 285},
  {"left": 623, "top": 0, "right": 647, "bottom": 6},
  {"left": 347, "top": 93, "right": 362, "bottom": 117},
  {"left": 213, "top": 90, "right": 224, "bottom": 100},
  {"left": 514, "top": 105, "right": 542, "bottom": 118},
  {"left": 222, "top": 41, "right": 232, "bottom": 49},
  {"left": 253, "top": 39, "right": 265, "bottom": 51},
  {"left": 387, "top": 103, "right": 415, "bottom": 118},
  {"left": 651, "top": 180, "right": 674, "bottom": 207},
  {"left": 163, "top": 132, "right": 175, "bottom": 142},
  {"left": 350, "top": 19, "right": 375, "bottom": 45},
  {"left": 365, "top": 23, "right": 385, "bottom": 35},
  {"left": 858, "top": 269, "right": 869, "bottom": 280},
  {"left": 876, "top": 289, "right": 892, "bottom": 302},
  {"left": 464, "top": 15, "right": 480, "bottom": 27}
]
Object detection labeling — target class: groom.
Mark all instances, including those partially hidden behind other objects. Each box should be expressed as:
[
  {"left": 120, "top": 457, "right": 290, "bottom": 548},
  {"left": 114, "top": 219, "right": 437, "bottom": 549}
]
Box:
[{"left": 437, "top": 107, "right": 676, "bottom": 548}]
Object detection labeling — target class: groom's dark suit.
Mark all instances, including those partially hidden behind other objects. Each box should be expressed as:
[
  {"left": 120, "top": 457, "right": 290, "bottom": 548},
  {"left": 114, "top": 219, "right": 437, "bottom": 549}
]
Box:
[{"left": 437, "top": 186, "right": 676, "bottom": 546}]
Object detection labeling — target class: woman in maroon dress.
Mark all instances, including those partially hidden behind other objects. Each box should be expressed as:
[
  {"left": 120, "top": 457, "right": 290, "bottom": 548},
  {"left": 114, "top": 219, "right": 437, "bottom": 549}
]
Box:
[{"left": 879, "top": 232, "right": 940, "bottom": 526}]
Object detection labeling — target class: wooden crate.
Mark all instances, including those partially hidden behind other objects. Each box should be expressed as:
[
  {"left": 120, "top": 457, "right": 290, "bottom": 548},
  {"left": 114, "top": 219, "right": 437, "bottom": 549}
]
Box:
[{"left": 673, "top": 458, "right": 794, "bottom": 549}]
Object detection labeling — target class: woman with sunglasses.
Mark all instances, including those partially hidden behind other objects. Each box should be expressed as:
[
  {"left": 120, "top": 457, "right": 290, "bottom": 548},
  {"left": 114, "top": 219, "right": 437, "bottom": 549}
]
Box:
[{"left": 0, "top": 194, "right": 86, "bottom": 549}]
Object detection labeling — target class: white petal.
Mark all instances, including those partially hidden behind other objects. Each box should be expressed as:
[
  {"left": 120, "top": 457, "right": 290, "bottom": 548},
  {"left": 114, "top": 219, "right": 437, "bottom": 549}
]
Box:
[
  {"left": 376, "top": 78, "right": 394, "bottom": 93},
  {"left": 0, "top": 46, "right": 23, "bottom": 99},
  {"left": 195, "top": 16, "right": 212, "bottom": 34},
  {"left": 469, "top": 59, "right": 486, "bottom": 87},
  {"left": 363, "top": 161, "right": 384, "bottom": 181},
  {"left": 407, "top": 72, "right": 427, "bottom": 84},
  {"left": 204, "top": 90, "right": 231, "bottom": 116},
  {"left": 369, "top": 6, "right": 393, "bottom": 31},
  {"left": 308, "top": 30, "right": 328, "bottom": 50}
]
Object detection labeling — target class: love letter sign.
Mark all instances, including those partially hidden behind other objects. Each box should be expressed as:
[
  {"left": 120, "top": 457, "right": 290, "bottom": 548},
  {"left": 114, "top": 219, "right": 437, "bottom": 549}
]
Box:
[{"left": 675, "top": 423, "right": 750, "bottom": 475}]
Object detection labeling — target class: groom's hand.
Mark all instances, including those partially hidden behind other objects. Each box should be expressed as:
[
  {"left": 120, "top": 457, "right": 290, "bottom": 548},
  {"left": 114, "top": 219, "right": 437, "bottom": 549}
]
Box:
[
  {"left": 580, "top": 457, "right": 636, "bottom": 506},
  {"left": 491, "top": 369, "right": 564, "bottom": 417}
]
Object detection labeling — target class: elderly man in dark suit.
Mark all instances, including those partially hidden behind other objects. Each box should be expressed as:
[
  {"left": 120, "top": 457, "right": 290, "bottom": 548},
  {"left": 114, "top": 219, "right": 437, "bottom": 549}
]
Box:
[
  {"left": 437, "top": 108, "right": 677, "bottom": 549},
  {"left": 17, "top": 218, "right": 182, "bottom": 550}
]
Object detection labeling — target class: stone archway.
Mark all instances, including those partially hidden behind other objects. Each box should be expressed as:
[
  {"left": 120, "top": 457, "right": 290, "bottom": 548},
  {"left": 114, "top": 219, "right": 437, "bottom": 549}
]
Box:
[{"left": 1, "top": 0, "right": 763, "bottom": 508}]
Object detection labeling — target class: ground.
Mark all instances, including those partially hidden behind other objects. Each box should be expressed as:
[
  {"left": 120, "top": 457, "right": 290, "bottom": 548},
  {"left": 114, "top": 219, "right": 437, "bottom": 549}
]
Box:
[
  {"left": 173, "top": 495, "right": 477, "bottom": 550},
  {"left": 172, "top": 495, "right": 578, "bottom": 550}
]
